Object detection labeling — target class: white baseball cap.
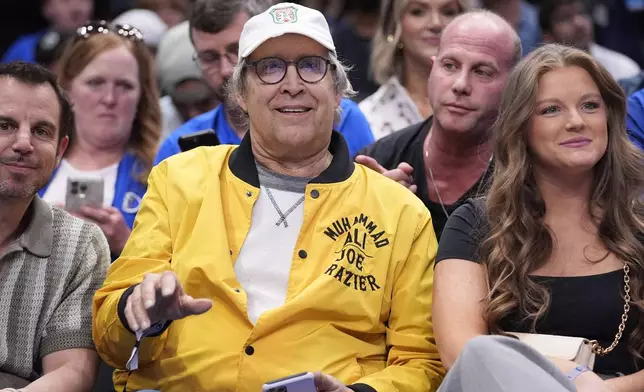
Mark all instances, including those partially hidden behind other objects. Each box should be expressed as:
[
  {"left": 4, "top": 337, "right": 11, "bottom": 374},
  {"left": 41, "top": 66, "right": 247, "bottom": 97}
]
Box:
[{"left": 238, "top": 2, "right": 336, "bottom": 59}]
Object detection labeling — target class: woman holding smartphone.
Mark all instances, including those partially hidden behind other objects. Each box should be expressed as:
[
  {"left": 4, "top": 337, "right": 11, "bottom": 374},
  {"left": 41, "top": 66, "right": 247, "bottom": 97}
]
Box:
[{"left": 40, "top": 20, "right": 161, "bottom": 256}]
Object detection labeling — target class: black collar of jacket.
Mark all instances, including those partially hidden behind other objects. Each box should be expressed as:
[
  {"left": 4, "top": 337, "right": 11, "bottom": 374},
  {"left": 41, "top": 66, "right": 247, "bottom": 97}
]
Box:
[{"left": 229, "top": 130, "right": 355, "bottom": 187}]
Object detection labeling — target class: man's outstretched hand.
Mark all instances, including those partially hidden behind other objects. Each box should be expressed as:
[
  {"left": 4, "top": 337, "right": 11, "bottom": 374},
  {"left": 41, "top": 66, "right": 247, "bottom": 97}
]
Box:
[{"left": 124, "top": 271, "right": 213, "bottom": 332}]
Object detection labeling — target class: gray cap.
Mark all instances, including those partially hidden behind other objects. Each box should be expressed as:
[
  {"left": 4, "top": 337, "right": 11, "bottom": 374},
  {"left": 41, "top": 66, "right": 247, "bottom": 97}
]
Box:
[
  {"left": 155, "top": 21, "right": 203, "bottom": 96},
  {"left": 113, "top": 9, "right": 168, "bottom": 48}
]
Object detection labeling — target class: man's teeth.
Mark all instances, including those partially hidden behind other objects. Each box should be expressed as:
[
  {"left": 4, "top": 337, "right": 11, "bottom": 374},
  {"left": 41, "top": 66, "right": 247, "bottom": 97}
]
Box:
[{"left": 278, "top": 108, "right": 309, "bottom": 113}]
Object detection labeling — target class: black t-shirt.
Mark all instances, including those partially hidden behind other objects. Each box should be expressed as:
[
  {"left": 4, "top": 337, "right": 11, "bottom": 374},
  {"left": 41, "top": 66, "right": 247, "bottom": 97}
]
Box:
[
  {"left": 360, "top": 117, "right": 493, "bottom": 241},
  {"left": 436, "top": 199, "right": 642, "bottom": 375}
]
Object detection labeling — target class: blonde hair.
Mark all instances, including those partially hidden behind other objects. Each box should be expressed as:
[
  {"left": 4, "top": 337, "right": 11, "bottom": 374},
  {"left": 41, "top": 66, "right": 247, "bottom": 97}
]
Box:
[
  {"left": 371, "top": 0, "right": 467, "bottom": 85},
  {"left": 57, "top": 32, "right": 161, "bottom": 184},
  {"left": 482, "top": 43, "right": 644, "bottom": 366}
]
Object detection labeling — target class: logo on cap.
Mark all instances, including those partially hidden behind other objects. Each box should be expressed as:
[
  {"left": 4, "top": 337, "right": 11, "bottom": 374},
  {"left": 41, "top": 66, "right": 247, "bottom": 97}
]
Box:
[{"left": 270, "top": 6, "right": 298, "bottom": 24}]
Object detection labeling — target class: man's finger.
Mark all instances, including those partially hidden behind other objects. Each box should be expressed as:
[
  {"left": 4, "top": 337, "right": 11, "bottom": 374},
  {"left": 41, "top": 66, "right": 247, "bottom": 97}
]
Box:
[
  {"left": 313, "top": 372, "right": 329, "bottom": 390},
  {"left": 396, "top": 162, "right": 414, "bottom": 175},
  {"left": 409, "top": 184, "right": 418, "bottom": 194},
  {"left": 180, "top": 296, "right": 213, "bottom": 317},
  {"left": 355, "top": 155, "right": 385, "bottom": 174},
  {"left": 140, "top": 277, "right": 160, "bottom": 310},
  {"left": 313, "top": 372, "right": 340, "bottom": 391},
  {"left": 383, "top": 169, "right": 413, "bottom": 183},
  {"left": 124, "top": 300, "right": 139, "bottom": 332},
  {"left": 129, "top": 287, "right": 151, "bottom": 331},
  {"left": 160, "top": 271, "right": 178, "bottom": 297}
]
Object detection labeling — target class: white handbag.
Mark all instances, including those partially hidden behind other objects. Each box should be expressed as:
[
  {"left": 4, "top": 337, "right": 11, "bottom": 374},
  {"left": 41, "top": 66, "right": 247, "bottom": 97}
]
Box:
[{"left": 508, "top": 332, "right": 597, "bottom": 369}]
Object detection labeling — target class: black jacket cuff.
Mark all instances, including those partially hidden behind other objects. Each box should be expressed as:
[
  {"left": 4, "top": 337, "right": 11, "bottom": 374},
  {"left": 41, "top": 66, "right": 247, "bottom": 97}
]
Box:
[
  {"left": 117, "top": 285, "right": 137, "bottom": 334},
  {"left": 117, "top": 284, "right": 172, "bottom": 336},
  {"left": 348, "top": 383, "right": 377, "bottom": 392}
]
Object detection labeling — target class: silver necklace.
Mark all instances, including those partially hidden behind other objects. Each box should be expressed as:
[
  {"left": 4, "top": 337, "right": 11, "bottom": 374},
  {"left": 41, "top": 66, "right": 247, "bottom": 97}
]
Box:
[
  {"left": 423, "top": 130, "right": 493, "bottom": 220},
  {"left": 423, "top": 133, "right": 450, "bottom": 220},
  {"left": 427, "top": 162, "right": 450, "bottom": 219},
  {"left": 264, "top": 187, "right": 305, "bottom": 228}
]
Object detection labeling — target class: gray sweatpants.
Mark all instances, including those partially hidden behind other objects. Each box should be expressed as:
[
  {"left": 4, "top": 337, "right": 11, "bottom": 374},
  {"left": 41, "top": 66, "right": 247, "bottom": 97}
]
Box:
[{"left": 438, "top": 335, "right": 577, "bottom": 392}]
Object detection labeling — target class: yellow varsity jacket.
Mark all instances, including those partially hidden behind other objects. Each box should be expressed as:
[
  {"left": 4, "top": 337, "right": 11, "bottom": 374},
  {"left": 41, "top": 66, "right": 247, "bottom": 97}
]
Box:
[{"left": 93, "top": 132, "right": 445, "bottom": 392}]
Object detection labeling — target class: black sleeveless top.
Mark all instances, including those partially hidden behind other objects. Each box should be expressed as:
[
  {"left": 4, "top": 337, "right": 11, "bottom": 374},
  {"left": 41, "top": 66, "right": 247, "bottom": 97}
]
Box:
[{"left": 436, "top": 199, "right": 642, "bottom": 375}]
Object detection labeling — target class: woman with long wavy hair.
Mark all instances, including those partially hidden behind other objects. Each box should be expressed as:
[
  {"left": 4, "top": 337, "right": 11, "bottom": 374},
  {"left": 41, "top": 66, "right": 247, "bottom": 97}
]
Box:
[
  {"left": 433, "top": 43, "right": 644, "bottom": 392},
  {"left": 39, "top": 21, "right": 161, "bottom": 256}
]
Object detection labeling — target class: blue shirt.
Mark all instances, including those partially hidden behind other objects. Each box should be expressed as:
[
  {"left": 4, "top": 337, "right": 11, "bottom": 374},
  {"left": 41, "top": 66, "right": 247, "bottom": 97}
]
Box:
[
  {"left": 154, "top": 98, "right": 375, "bottom": 165},
  {"left": 627, "top": 89, "right": 644, "bottom": 150},
  {"left": 2, "top": 31, "right": 46, "bottom": 63},
  {"left": 517, "top": 1, "right": 542, "bottom": 56},
  {"left": 620, "top": 72, "right": 644, "bottom": 98}
]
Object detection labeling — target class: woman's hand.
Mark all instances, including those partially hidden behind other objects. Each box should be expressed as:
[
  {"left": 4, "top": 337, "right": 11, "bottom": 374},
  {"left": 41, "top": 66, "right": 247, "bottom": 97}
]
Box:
[
  {"left": 75, "top": 206, "right": 131, "bottom": 254},
  {"left": 575, "top": 372, "right": 615, "bottom": 392}
]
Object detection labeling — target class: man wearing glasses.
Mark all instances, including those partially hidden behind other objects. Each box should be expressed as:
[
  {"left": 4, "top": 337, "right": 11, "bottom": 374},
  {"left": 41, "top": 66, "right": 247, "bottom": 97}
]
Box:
[
  {"left": 153, "top": 0, "right": 374, "bottom": 164},
  {"left": 93, "top": 3, "right": 444, "bottom": 392}
]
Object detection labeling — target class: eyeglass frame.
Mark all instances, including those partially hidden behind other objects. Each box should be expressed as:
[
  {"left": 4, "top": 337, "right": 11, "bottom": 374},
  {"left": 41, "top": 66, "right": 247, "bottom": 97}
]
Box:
[
  {"left": 245, "top": 56, "right": 335, "bottom": 85},
  {"left": 76, "top": 20, "right": 144, "bottom": 42},
  {"left": 192, "top": 50, "right": 239, "bottom": 72}
]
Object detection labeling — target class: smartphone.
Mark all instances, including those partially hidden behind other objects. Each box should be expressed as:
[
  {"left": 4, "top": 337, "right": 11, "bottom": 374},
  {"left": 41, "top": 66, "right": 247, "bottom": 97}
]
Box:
[
  {"left": 65, "top": 178, "right": 104, "bottom": 212},
  {"left": 177, "top": 129, "right": 220, "bottom": 152},
  {"left": 262, "top": 372, "right": 317, "bottom": 392}
]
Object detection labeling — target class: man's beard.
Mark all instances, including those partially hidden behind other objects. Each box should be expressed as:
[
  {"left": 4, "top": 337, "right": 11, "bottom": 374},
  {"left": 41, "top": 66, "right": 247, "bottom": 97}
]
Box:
[
  {"left": 0, "top": 156, "right": 48, "bottom": 200},
  {"left": 0, "top": 176, "right": 46, "bottom": 200}
]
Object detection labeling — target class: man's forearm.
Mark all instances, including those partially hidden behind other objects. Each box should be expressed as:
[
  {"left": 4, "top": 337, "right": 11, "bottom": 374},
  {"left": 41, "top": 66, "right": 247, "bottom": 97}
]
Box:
[
  {"left": 23, "top": 362, "right": 97, "bottom": 392},
  {"left": 607, "top": 369, "right": 644, "bottom": 392}
]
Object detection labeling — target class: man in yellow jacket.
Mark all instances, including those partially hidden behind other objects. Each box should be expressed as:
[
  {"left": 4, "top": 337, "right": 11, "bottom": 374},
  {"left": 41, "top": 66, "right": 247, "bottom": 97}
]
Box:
[{"left": 92, "top": 3, "right": 445, "bottom": 391}]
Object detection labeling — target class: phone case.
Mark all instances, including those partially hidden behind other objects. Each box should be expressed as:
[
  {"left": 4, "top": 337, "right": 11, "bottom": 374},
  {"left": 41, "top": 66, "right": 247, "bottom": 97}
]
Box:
[
  {"left": 65, "top": 178, "right": 104, "bottom": 212},
  {"left": 262, "top": 372, "right": 317, "bottom": 392},
  {"left": 178, "top": 129, "right": 220, "bottom": 152}
]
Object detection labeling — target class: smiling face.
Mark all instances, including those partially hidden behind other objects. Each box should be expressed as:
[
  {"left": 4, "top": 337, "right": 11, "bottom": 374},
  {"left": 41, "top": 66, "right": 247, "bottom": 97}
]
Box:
[
  {"left": 527, "top": 66, "right": 608, "bottom": 175},
  {"left": 0, "top": 77, "right": 68, "bottom": 200},
  {"left": 238, "top": 34, "right": 341, "bottom": 161}
]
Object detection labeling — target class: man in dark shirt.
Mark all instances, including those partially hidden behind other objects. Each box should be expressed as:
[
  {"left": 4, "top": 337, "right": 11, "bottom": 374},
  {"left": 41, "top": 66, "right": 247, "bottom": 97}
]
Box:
[{"left": 356, "top": 11, "right": 522, "bottom": 239}]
